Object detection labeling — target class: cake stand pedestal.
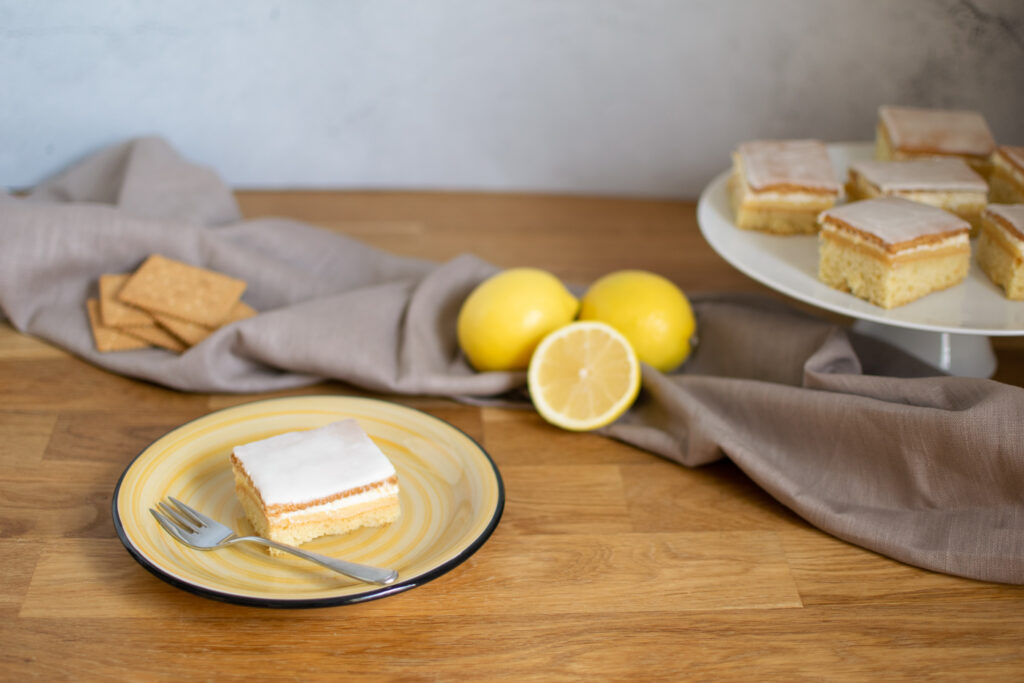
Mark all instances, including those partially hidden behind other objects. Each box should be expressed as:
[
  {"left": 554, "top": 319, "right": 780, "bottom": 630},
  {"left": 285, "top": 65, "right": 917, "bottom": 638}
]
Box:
[{"left": 851, "top": 321, "right": 997, "bottom": 378}]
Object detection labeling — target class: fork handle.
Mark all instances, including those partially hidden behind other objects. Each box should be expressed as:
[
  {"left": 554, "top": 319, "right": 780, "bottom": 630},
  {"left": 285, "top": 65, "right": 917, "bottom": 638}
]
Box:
[{"left": 236, "top": 536, "right": 399, "bottom": 585}]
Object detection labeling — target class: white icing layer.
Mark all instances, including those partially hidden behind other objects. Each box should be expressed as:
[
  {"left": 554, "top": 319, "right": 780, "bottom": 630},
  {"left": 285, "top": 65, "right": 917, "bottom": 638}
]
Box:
[
  {"left": 879, "top": 105, "right": 994, "bottom": 157},
  {"left": 851, "top": 158, "right": 987, "bottom": 192},
  {"left": 233, "top": 419, "right": 396, "bottom": 507},
  {"left": 819, "top": 196, "right": 969, "bottom": 246},
  {"left": 736, "top": 140, "right": 840, "bottom": 193}
]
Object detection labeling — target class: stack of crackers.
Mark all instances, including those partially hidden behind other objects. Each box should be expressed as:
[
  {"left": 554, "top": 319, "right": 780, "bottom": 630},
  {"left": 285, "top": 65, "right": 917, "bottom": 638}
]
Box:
[{"left": 86, "top": 254, "right": 256, "bottom": 353}]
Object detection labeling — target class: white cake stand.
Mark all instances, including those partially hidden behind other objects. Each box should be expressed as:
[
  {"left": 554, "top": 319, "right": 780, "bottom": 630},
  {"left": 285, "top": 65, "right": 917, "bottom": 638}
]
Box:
[{"left": 696, "top": 143, "right": 1024, "bottom": 377}]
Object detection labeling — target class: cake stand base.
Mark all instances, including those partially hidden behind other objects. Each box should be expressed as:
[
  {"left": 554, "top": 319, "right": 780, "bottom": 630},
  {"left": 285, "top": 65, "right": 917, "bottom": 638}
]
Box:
[{"left": 852, "top": 320, "right": 997, "bottom": 378}]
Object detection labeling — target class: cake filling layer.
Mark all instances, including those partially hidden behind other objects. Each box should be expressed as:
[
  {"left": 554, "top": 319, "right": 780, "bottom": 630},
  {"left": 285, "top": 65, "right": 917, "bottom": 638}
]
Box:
[
  {"left": 820, "top": 224, "right": 969, "bottom": 263},
  {"left": 984, "top": 208, "right": 1024, "bottom": 258},
  {"left": 847, "top": 171, "right": 986, "bottom": 209},
  {"left": 818, "top": 197, "right": 970, "bottom": 251},
  {"left": 993, "top": 149, "right": 1024, "bottom": 185},
  {"left": 270, "top": 480, "right": 400, "bottom": 522},
  {"left": 849, "top": 159, "right": 987, "bottom": 193}
]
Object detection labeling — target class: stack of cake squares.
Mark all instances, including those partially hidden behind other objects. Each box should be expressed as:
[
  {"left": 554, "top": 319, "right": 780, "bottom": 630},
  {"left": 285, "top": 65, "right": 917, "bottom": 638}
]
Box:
[{"left": 728, "top": 105, "right": 1024, "bottom": 307}]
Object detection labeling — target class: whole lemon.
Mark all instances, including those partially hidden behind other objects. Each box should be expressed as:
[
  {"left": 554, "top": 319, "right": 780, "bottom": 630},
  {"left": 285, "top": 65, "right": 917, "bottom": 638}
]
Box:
[
  {"left": 578, "top": 270, "right": 695, "bottom": 372},
  {"left": 457, "top": 268, "right": 579, "bottom": 372}
]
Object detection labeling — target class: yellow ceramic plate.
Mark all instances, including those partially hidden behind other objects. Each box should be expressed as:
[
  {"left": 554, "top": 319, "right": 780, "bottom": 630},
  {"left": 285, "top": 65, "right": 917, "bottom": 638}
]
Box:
[{"left": 113, "top": 396, "right": 504, "bottom": 607}]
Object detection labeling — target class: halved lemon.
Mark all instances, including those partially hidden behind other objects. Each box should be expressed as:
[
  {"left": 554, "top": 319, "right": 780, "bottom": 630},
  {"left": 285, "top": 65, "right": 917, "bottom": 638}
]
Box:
[{"left": 527, "top": 321, "right": 641, "bottom": 431}]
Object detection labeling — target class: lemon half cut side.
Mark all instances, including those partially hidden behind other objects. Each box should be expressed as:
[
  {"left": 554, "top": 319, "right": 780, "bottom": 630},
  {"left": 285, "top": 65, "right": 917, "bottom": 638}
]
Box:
[{"left": 527, "top": 321, "right": 641, "bottom": 432}]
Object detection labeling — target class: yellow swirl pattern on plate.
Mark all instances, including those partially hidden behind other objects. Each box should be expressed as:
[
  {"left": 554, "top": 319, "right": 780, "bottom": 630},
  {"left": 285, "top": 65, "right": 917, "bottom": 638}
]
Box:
[{"left": 113, "top": 396, "right": 504, "bottom": 606}]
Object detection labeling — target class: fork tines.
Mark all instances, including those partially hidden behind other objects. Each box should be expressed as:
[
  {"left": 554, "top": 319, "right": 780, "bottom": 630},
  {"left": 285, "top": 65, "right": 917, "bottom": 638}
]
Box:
[{"left": 151, "top": 497, "right": 205, "bottom": 540}]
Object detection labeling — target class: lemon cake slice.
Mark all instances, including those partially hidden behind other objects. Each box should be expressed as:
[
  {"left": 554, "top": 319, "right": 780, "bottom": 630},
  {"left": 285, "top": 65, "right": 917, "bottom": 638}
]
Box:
[
  {"left": 977, "top": 204, "right": 1024, "bottom": 300},
  {"left": 230, "top": 419, "right": 400, "bottom": 549},
  {"left": 845, "top": 158, "right": 989, "bottom": 235},
  {"left": 875, "top": 105, "right": 995, "bottom": 175},
  {"left": 818, "top": 197, "right": 971, "bottom": 309},
  {"left": 728, "top": 139, "right": 841, "bottom": 234},
  {"left": 989, "top": 146, "right": 1024, "bottom": 204}
]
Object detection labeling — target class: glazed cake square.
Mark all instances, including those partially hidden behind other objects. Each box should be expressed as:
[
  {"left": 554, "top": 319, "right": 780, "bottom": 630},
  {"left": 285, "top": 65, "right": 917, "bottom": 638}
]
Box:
[
  {"left": 845, "top": 158, "right": 989, "bottom": 235},
  {"left": 728, "top": 139, "right": 841, "bottom": 234},
  {"left": 818, "top": 197, "right": 971, "bottom": 309},
  {"left": 230, "top": 420, "right": 400, "bottom": 550},
  {"left": 875, "top": 105, "right": 996, "bottom": 175},
  {"left": 977, "top": 204, "right": 1024, "bottom": 300},
  {"left": 989, "top": 146, "right": 1024, "bottom": 204}
]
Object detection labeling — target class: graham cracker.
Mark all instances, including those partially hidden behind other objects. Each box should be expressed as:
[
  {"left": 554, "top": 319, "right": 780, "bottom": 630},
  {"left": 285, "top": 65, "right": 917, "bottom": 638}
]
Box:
[
  {"left": 223, "top": 300, "right": 258, "bottom": 324},
  {"left": 99, "top": 273, "right": 154, "bottom": 327},
  {"left": 122, "top": 323, "right": 188, "bottom": 353},
  {"left": 117, "top": 254, "right": 246, "bottom": 327},
  {"left": 152, "top": 313, "right": 213, "bottom": 346},
  {"left": 153, "top": 300, "right": 257, "bottom": 347},
  {"left": 86, "top": 299, "right": 151, "bottom": 352}
]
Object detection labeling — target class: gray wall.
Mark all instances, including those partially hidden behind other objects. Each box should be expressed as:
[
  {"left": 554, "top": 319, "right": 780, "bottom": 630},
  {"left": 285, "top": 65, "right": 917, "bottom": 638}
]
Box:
[{"left": 3, "top": 0, "right": 1023, "bottom": 198}]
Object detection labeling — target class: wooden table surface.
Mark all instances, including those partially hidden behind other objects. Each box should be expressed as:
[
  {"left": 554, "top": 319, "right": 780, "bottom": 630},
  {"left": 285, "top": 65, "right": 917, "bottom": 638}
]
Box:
[{"left": 4, "top": 191, "right": 1024, "bottom": 679}]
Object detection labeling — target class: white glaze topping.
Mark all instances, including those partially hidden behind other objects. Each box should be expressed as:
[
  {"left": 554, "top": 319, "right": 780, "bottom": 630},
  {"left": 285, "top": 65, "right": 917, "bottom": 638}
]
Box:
[
  {"left": 879, "top": 105, "right": 995, "bottom": 157},
  {"left": 736, "top": 140, "right": 840, "bottom": 193},
  {"left": 819, "top": 196, "right": 969, "bottom": 247},
  {"left": 850, "top": 158, "right": 987, "bottom": 192},
  {"left": 232, "top": 419, "right": 397, "bottom": 507}
]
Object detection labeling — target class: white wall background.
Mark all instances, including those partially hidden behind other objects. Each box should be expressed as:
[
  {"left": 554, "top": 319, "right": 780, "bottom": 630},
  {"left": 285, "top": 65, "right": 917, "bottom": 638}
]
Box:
[{"left": 2, "top": 0, "right": 1023, "bottom": 198}]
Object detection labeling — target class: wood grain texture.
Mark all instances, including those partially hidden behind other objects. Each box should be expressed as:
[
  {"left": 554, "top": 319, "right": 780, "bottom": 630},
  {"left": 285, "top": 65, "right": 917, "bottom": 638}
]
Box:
[{"left": 3, "top": 190, "right": 1024, "bottom": 679}]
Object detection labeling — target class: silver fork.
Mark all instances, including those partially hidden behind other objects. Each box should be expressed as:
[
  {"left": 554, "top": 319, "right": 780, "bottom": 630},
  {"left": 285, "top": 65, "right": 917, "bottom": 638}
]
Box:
[{"left": 150, "top": 496, "right": 398, "bottom": 586}]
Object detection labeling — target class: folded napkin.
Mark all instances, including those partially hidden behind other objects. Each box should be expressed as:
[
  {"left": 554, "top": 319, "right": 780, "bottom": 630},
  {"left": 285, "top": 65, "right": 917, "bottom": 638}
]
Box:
[{"left": 3, "top": 137, "right": 1023, "bottom": 584}]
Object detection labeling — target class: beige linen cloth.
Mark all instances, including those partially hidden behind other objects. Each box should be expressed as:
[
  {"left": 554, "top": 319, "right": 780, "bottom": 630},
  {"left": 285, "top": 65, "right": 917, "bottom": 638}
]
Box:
[{"left": 3, "top": 137, "right": 1023, "bottom": 584}]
